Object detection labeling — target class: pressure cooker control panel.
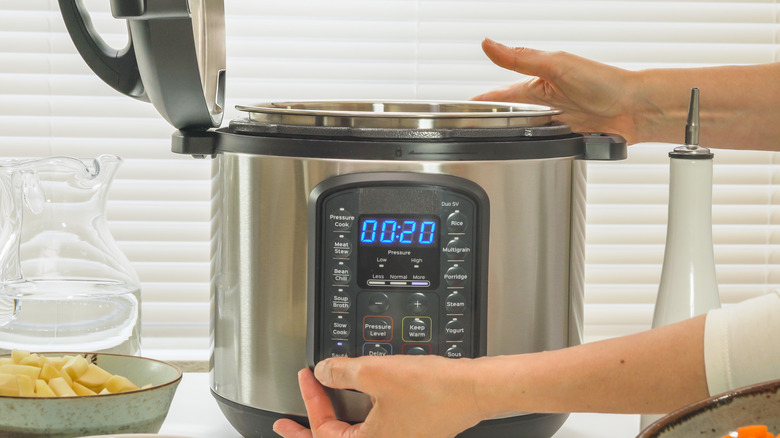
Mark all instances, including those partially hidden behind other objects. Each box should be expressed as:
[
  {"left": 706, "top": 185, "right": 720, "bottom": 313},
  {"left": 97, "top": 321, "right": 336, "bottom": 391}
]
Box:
[{"left": 308, "top": 173, "right": 489, "bottom": 365}]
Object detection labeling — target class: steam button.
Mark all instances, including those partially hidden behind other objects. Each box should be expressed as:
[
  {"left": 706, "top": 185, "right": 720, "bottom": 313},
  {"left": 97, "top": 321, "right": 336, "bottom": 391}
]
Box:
[
  {"left": 447, "top": 212, "right": 467, "bottom": 233},
  {"left": 445, "top": 292, "right": 466, "bottom": 314}
]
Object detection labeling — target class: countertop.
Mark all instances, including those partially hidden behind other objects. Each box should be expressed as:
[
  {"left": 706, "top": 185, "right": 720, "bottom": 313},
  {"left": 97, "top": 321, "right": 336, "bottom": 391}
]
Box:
[{"left": 159, "top": 373, "right": 642, "bottom": 437}]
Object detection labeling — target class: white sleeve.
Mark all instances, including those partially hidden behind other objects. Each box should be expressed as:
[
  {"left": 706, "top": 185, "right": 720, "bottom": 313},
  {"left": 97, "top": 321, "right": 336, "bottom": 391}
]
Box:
[{"left": 703, "top": 290, "right": 780, "bottom": 396}]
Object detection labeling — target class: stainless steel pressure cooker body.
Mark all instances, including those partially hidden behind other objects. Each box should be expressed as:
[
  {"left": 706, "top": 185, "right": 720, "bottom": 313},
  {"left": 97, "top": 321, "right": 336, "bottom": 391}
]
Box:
[
  {"left": 58, "top": 2, "right": 627, "bottom": 437},
  {"left": 173, "top": 101, "right": 627, "bottom": 438}
]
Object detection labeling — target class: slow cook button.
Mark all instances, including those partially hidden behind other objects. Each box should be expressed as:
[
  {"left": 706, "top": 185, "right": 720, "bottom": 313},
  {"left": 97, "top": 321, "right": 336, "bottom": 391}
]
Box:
[
  {"left": 330, "top": 209, "right": 355, "bottom": 231},
  {"left": 363, "top": 316, "right": 393, "bottom": 341},
  {"left": 445, "top": 319, "right": 465, "bottom": 341},
  {"left": 444, "top": 266, "right": 468, "bottom": 287},
  {"left": 402, "top": 316, "right": 431, "bottom": 343},
  {"left": 446, "top": 211, "right": 467, "bottom": 233},
  {"left": 331, "top": 317, "right": 351, "bottom": 339}
]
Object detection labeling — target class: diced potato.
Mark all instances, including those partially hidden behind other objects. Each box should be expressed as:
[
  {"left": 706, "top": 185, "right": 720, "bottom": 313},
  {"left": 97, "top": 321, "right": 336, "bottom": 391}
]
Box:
[
  {"left": 104, "top": 375, "right": 139, "bottom": 393},
  {"left": 17, "top": 374, "right": 35, "bottom": 397},
  {"left": 11, "top": 349, "right": 30, "bottom": 364},
  {"left": 62, "top": 355, "right": 89, "bottom": 380},
  {"left": 1, "top": 350, "right": 148, "bottom": 398},
  {"left": 48, "top": 377, "right": 77, "bottom": 397},
  {"left": 76, "top": 364, "right": 113, "bottom": 392},
  {"left": 71, "top": 381, "right": 97, "bottom": 396},
  {"left": 0, "top": 364, "right": 41, "bottom": 381},
  {"left": 0, "top": 373, "right": 18, "bottom": 396},
  {"left": 35, "top": 379, "right": 56, "bottom": 397}
]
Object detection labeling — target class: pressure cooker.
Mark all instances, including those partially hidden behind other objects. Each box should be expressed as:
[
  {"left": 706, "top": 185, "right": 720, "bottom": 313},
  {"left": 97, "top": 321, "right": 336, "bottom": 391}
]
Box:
[{"left": 58, "top": 1, "right": 627, "bottom": 437}]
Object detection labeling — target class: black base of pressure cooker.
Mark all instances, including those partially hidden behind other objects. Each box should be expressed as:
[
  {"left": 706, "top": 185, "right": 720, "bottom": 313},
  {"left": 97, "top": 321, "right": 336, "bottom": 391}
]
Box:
[{"left": 214, "top": 390, "right": 569, "bottom": 438}]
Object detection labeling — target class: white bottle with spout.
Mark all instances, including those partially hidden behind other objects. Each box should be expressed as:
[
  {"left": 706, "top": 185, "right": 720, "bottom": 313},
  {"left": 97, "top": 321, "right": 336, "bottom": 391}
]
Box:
[{"left": 639, "top": 88, "right": 721, "bottom": 431}]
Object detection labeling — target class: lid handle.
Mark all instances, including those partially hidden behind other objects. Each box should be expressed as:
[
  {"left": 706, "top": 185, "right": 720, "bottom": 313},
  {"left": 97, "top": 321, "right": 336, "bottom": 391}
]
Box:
[{"left": 58, "top": 0, "right": 148, "bottom": 102}]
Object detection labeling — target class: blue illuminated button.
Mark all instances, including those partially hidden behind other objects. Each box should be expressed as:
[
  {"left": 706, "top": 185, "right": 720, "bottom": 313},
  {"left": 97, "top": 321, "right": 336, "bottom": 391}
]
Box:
[
  {"left": 444, "top": 266, "right": 468, "bottom": 287},
  {"left": 446, "top": 212, "right": 467, "bottom": 232}
]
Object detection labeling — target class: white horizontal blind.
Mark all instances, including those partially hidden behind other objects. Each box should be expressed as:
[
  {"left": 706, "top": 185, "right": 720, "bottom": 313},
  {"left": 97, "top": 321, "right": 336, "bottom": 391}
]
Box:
[{"left": 1, "top": 1, "right": 778, "bottom": 359}]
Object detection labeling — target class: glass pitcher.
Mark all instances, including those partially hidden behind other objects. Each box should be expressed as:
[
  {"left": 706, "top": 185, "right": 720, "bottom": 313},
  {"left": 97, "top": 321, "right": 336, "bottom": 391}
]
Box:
[{"left": 0, "top": 155, "right": 141, "bottom": 355}]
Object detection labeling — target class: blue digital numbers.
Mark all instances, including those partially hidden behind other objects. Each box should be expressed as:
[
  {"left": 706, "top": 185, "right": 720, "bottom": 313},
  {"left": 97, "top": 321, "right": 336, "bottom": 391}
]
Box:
[{"left": 359, "top": 217, "right": 437, "bottom": 246}]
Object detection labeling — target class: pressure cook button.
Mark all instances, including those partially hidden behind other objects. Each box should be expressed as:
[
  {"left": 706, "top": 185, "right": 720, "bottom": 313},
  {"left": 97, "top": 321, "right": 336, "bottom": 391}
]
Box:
[
  {"left": 330, "top": 209, "right": 355, "bottom": 231},
  {"left": 445, "top": 345, "right": 465, "bottom": 358},
  {"left": 332, "top": 265, "right": 351, "bottom": 285},
  {"left": 444, "top": 266, "right": 468, "bottom": 287},
  {"left": 331, "top": 291, "right": 351, "bottom": 312},
  {"left": 444, "top": 238, "right": 471, "bottom": 260},
  {"left": 331, "top": 317, "right": 351, "bottom": 339},
  {"left": 333, "top": 238, "right": 352, "bottom": 258},
  {"left": 445, "top": 319, "right": 466, "bottom": 341},
  {"left": 447, "top": 212, "right": 467, "bottom": 233},
  {"left": 367, "top": 293, "right": 390, "bottom": 313},
  {"left": 406, "top": 293, "right": 429, "bottom": 314},
  {"left": 445, "top": 292, "right": 466, "bottom": 314}
]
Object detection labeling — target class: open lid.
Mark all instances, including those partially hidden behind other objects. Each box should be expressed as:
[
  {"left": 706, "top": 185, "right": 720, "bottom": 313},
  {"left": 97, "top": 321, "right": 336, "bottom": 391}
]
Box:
[{"left": 59, "top": 0, "right": 226, "bottom": 130}]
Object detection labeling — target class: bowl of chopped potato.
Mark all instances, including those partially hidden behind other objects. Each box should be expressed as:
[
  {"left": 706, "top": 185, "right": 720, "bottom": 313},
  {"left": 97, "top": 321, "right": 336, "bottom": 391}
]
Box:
[
  {"left": 0, "top": 350, "right": 182, "bottom": 438},
  {"left": 637, "top": 378, "right": 780, "bottom": 438}
]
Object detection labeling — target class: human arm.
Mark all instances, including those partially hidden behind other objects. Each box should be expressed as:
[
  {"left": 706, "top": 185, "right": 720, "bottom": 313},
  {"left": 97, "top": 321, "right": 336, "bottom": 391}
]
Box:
[
  {"left": 473, "top": 39, "right": 780, "bottom": 150},
  {"left": 273, "top": 315, "right": 708, "bottom": 438}
]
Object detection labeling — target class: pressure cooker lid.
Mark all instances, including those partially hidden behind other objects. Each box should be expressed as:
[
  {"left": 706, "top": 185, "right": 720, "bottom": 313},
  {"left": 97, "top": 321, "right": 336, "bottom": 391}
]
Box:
[{"left": 233, "top": 100, "right": 569, "bottom": 139}]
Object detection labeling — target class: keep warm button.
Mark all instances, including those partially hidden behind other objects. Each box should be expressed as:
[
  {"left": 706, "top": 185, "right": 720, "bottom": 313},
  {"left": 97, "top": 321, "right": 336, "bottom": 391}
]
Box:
[{"left": 402, "top": 317, "right": 431, "bottom": 343}]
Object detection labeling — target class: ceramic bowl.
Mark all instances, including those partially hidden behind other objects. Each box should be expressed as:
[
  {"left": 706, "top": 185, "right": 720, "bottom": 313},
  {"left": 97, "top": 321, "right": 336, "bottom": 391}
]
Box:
[
  {"left": 637, "top": 378, "right": 780, "bottom": 438},
  {"left": 0, "top": 352, "right": 182, "bottom": 438}
]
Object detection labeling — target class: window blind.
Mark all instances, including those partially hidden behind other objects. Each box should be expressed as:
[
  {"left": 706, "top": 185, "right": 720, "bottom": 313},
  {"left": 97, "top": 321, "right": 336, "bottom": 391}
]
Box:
[{"left": 1, "top": 0, "right": 778, "bottom": 360}]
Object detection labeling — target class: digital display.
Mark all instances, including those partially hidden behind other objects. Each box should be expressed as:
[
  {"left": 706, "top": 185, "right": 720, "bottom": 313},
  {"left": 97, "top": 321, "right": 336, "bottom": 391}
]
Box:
[{"left": 358, "top": 216, "right": 439, "bottom": 247}]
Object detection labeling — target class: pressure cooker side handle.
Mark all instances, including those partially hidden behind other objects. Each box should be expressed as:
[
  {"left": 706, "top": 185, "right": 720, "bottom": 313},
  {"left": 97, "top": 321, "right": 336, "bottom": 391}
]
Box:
[
  {"left": 581, "top": 133, "right": 627, "bottom": 160},
  {"left": 58, "top": 0, "right": 148, "bottom": 102}
]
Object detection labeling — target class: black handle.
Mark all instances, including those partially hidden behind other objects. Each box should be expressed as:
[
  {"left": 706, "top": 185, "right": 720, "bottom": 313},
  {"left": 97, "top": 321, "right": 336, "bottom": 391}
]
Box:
[{"left": 58, "top": 0, "right": 148, "bottom": 101}]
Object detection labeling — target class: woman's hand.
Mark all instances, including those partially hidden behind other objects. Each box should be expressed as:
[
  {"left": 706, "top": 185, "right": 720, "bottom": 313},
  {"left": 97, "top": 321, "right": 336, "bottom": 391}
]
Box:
[
  {"left": 473, "top": 39, "right": 642, "bottom": 143},
  {"left": 272, "top": 355, "right": 486, "bottom": 438}
]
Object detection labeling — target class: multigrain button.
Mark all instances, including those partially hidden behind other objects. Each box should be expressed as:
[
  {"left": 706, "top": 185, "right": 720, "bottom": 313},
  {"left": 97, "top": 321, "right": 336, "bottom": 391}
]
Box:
[
  {"left": 447, "top": 211, "right": 467, "bottom": 232},
  {"left": 444, "top": 266, "right": 468, "bottom": 287},
  {"left": 445, "top": 319, "right": 465, "bottom": 341},
  {"left": 444, "top": 238, "right": 470, "bottom": 260}
]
